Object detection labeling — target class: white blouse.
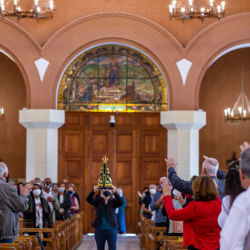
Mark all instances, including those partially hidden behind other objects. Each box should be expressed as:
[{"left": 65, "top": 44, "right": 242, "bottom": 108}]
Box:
[{"left": 218, "top": 195, "right": 231, "bottom": 229}]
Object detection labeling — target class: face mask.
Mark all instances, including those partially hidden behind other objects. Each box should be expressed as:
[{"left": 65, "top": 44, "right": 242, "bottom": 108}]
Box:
[
  {"left": 172, "top": 189, "right": 180, "bottom": 197},
  {"left": 68, "top": 191, "right": 73, "bottom": 195},
  {"left": 45, "top": 183, "right": 51, "bottom": 189},
  {"left": 103, "top": 191, "right": 111, "bottom": 197},
  {"left": 145, "top": 191, "right": 150, "bottom": 196},
  {"left": 5, "top": 172, "right": 9, "bottom": 183},
  {"left": 150, "top": 189, "right": 156, "bottom": 195},
  {"left": 33, "top": 189, "right": 41, "bottom": 197},
  {"left": 58, "top": 187, "right": 65, "bottom": 193}
]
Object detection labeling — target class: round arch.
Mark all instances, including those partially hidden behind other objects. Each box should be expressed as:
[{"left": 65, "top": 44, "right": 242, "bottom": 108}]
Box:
[
  {"left": 56, "top": 43, "right": 169, "bottom": 112},
  {"left": 39, "top": 12, "right": 184, "bottom": 110},
  {"left": 0, "top": 19, "right": 41, "bottom": 108},
  {"left": 182, "top": 13, "right": 250, "bottom": 109}
]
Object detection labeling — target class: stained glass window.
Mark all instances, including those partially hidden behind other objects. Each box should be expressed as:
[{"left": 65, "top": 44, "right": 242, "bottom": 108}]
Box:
[{"left": 57, "top": 45, "right": 168, "bottom": 112}]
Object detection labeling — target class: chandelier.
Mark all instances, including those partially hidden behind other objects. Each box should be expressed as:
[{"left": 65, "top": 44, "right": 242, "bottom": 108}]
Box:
[
  {"left": 0, "top": 108, "right": 4, "bottom": 121},
  {"left": 224, "top": 50, "right": 250, "bottom": 123},
  {"left": 0, "top": 0, "right": 54, "bottom": 22},
  {"left": 169, "top": 0, "right": 225, "bottom": 23}
]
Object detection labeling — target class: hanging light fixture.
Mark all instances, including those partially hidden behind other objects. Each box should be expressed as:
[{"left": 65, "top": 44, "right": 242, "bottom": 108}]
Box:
[
  {"left": 169, "top": 0, "right": 225, "bottom": 23},
  {"left": 0, "top": 0, "right": 54, "bottom": 22},
  {"left": 224, "top": 50, "right": 250, "bottom": 123}
]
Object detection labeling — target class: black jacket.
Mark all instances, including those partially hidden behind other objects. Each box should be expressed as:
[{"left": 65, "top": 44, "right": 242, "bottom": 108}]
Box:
[
  {"left": 86, "top": 191, "right": 124, "bottom": 228},
  {"left": 56, "top": 192, "right": 72, "bottom": 219},
  {"left": 167, "top": 167, "right": 226, "bottom": 199}
]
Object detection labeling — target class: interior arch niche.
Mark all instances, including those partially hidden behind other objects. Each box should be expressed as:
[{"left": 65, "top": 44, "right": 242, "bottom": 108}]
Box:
[
  {"left": 0, "top": 51, "right": 26, "bottom": 180},
  {"left": 199, "top": 47, "right": 250, "bottom": 172},
  {"left": 57, "top": 44, "right": 168, "bottom": 112}
]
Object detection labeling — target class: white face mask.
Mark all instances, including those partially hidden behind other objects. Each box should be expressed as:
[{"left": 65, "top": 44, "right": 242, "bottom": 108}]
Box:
[
  {"left": 58, "top": 187, "right": 65, "bottom": 193},
  {"left": 150, "top": 189, "right": 156, "bottom": 195},
  {"left": 33, "top": 189, "right": 41, "bottom": 197},
  {"left": 172, "top": 189, "right": 180, "bottom": 197}
]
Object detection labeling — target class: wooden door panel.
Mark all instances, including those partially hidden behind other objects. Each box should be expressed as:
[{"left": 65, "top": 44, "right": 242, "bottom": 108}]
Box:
[
  {"left": 66, "top": 114, "right": 81, "bottom": 125},
  {"left": 116, "top": 159, "right": 133, "bottom": 185},
  {"left": 62, "top": 156, "right": 84, "bottom": 181},
  {"left": 141, "top": 131, "right": 163, "bottom": 157},
  {"left": 90, "top": 130, "right": 110, "bottom": 155},
  {"left": 62, "top": 130, "right": 84, "bottom": 156},
  {"left": 140, "top": 158, "right": 164, "bottom": 188}
]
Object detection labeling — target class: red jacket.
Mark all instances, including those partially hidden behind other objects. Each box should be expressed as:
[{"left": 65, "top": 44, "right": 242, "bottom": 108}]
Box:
[{"left": 163, "top": 195, "right": 221, "bottom": 250}]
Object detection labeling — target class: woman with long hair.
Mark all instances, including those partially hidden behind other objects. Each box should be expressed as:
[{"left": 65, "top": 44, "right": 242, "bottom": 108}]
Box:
[
  {"left": 218, "top": 160, "right": 245, "bottom": 228},
  {"left": 162, "top": 176, "right": 221, "bottom": 250}
]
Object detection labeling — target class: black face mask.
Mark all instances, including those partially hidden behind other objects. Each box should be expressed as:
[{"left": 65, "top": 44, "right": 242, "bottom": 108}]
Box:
[
  {"left": 6, "top": 173, "right": 9, "bottom": 183},
  {"left": 103, "top": 191, "right": 111, "bottom": 197},
  {"left": 68, "top": 191, "right": 73, "bottom": 195},
  {"left": 145, "top": 191, "right": 150, "bottom": 196}
]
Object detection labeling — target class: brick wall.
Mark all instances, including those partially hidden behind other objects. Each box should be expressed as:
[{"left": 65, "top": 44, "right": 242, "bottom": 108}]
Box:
[
  {"left": 199, "top": 48, "right": 250, "bottom": 172},
  {"left": 3, "top": 0, "right": 250, "bottom": 46},
  {"left": 0, "top": 54, "right": 26, "bottom": 179}
]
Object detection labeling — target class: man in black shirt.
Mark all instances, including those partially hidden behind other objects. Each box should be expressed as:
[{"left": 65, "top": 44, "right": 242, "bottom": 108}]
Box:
[{"left": 141, "top": 184, "right": 157, "bottom": 219}]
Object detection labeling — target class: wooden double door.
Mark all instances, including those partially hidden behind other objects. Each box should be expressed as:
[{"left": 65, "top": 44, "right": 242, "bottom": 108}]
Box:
[{"left": 58, "top": 112, "right": 167, "bottom": 233}]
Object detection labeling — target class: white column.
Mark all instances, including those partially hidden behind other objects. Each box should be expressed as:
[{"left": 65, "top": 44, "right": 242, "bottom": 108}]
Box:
[
  {"left": 160, "top": 111, "right": 206, "bottom": 180},
  {"left": 19, "top": 109, "right": 65, "bottom": 182}
]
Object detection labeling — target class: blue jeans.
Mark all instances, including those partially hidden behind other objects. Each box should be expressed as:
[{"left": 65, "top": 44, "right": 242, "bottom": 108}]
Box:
[
  {"left": 0, "top": 239, "right": 14, "bottom": 243},
  {"left": 95, "top": 228, "right": 117, "bottom": 250}
]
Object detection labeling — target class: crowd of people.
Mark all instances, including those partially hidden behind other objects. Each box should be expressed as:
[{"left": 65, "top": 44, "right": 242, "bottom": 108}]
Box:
[
  {"left": 1, "top": 141, "right": 250, "bottom": 249},
  {"left": 137, "top": 141, "right": 250, "bottom": 250}
]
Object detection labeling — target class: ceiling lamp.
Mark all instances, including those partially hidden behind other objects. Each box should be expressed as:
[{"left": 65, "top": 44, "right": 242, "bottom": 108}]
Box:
[
  {"left": 224, "top": 50, "right": 250, "bottom": 123},
  {"left": 0, "top": 108, "right": 4, "bottom": 121},
  {"left": 0, "top": 0, "right": 54, "bottom": 22},
  {"left": 169, "top": 0, "right": 225, "bottom": 23}
]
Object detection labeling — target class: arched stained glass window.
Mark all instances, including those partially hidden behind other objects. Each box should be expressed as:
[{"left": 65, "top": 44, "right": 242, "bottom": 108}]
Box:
[{"left": 57, "top": 45, "right": 168, "bottom": 112}]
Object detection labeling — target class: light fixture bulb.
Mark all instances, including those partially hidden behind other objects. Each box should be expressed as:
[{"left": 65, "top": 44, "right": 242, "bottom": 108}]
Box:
[
  {"left": 172, "top": 0, "right": 176, "bottom": 8},
  {"left": 209, "top": 0, "right": 213, "bottom": 6},
  {"left": 243, "top": 110, "right": 247, "bottom": 117},
  {"left": 238, "top": 107, "right": 242, "bottom": 114},
  {"left": 17, "top": 6, "right": 21, "bottom": 11},
  {"left": 14, "top": 0, "right": 17, "bottom": 5},
  {"left": 224, "top": 109, "right": 227, "bottom": 116},
  {"left": 37, "top": 6, "right": 40, "bottom": 12},
  {"left": 217, "top": 5, "right": 221, "bottom": 13},
  {"left": 181, "top": 7, "right": 185, "bottom": 12},
  {"left": 221, "top": 1, "right": 225, "bottom": 10},
  {"left": 191, "top": 7, "right": 194, "bottom": 12},
  {"left": 35, "top": 0, "right": 38, "bottom": 5},
  {"left": 189, "top": 0, "right": 192, "bottom": 5},
  {"left": 50, "top": 0, "right": 53, "bottom": 10},
  {"left": 169, "top": 4, "right": 173, "bottom": 13},
  {"left": 201, "top": 7, "right": 205, "bottom": 13}
]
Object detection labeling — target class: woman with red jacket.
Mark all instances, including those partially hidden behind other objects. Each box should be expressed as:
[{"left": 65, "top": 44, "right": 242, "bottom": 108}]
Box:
[{"left": 162, "top": 176, "right": 221, "bottom": 250}]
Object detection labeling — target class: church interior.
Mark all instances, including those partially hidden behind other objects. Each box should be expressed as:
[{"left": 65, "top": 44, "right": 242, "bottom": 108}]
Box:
[{"left": 0, "top": 0, "right": 250, "bottom": 249}]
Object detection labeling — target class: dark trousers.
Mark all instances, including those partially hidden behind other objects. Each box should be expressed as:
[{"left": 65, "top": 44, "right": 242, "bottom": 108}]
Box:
[
  {"left": 0, "top": 239, "right": 14, "bottom": 243},
  {"left": 95, "top": 228, "right": 117, "bottom": 250},
  {"left": 57, "top": 214, "right": 64, "bottom": 221}
]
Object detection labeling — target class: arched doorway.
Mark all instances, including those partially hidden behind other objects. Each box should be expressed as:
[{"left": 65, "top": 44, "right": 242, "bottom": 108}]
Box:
[
  {"left": 199, "top": 48, "right": 250, "bottom": 173},
  {"left": 57, "top": 44, "right": 168, "bottom": 233}
]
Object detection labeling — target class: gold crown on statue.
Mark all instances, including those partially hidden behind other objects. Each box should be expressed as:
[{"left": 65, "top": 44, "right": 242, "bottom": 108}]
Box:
[{"left": 98, "top": 156, "right": 113, "bottom": 189}]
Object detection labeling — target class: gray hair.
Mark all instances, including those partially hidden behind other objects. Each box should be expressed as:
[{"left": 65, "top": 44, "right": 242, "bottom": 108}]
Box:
[
  {"left": 202, "top": 158, "right": 219, "bottom": 176},
  {"left": 159, "top": 177, "right": 168, "bottom": 183},
  {"left": 0, "top": 162, "right": 7, "bottom": 176},
  {"left": 149, "top": 184, "right": 157, "bottom": 189},
  {"left": 116, "top": 188, "right": 123, "bottom": 196},
  {"left": 240, "top": 148, "right": 250, "bottom": 179}
]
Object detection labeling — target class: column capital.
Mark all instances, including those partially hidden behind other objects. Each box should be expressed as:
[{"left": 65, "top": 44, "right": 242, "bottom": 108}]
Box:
[
  {"left": 19, "top": 109, "right": 65, "bottom": 129},
  {"left": 160, "top": 110, "right": 206, "bottom": 130}
]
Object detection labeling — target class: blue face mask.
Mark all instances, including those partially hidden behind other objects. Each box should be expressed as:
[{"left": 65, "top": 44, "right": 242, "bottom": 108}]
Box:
[{"left": 68, "top": 191, "right": 73, "bottom": 195}]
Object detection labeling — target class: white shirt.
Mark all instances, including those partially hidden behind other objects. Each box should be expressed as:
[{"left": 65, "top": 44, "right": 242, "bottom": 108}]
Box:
[
  {"left": 220, "top": 186, "right": 250, "bottom": 250},
  {"left": 34, "top": 197, "right": 43, "bottom": 228},
  {"left": 59, "top": 195, "right": 64, "bottom": 213},
  {"left": 218, "top": 195, "right": 231, "bottom": 229},
  {"left": 42, "top": 190, "right": 54, "bottom": 213}
]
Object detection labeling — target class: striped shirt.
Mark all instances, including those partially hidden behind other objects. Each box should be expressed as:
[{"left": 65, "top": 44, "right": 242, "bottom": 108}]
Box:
[{"left": 42, "top": 190, "right": 54, "bottom": 213}]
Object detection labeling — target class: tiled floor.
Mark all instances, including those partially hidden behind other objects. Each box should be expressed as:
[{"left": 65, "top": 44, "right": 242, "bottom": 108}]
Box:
[{"left": 78, "top": 235, "right": 141, "bottom": 250}]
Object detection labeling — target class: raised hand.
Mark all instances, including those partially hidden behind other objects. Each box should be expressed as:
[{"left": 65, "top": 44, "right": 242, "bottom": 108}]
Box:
[
  {"left": 93, "top": 185, "right": 99, "bottom": 193},
  {"left": 165, "top": 156, "right": 177, "bottom": 169},
  {"left": 111, "top": 185, "right": 116, "bottom": 194},
  {"left": 177, "top": 193, "right": 187, "bottom": 206},
  {"left": 20, "top": 184, "right": 32, "bottom": 196},
  {"left": 240, "top": 142, "right": 250, "bottom": 152},
  {"left": 161, "top": 180, "right": 172, "bottom": 197}
]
